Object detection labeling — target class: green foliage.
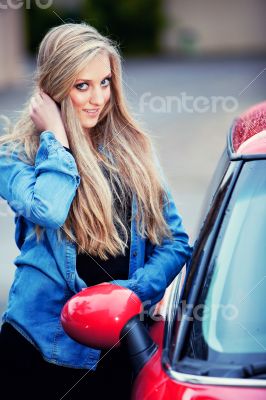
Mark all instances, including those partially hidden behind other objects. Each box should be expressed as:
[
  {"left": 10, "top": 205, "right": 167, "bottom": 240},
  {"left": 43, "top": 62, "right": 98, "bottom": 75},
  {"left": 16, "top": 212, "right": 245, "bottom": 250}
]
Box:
[
  {"left": 82, "top": 0, "right": 165, "bottom": 55},
  {"left": 24, "top": 5, "right": 82, "bottom": 55},
  {"left": 24, "top": 0, "right": 165, "bottom": 56}
]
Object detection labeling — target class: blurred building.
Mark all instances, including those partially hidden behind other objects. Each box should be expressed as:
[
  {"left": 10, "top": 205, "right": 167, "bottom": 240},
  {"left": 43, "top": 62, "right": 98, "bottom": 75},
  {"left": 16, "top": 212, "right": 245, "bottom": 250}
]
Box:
[
  {"left": 162, "top": 0, "right": 266, "bottom": 56},
  {"left": 0, "top": 0, "right": 266, "bottom": 90},
  {"left": 0, "top": 8, "right": 25, "bottom": 89}
]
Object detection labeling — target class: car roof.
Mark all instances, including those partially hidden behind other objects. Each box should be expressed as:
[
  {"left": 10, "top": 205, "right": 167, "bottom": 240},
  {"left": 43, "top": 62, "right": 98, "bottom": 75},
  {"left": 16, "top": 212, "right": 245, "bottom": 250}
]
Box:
[{"left": 228, "top": 101, "right": 266, "bottom": 159}]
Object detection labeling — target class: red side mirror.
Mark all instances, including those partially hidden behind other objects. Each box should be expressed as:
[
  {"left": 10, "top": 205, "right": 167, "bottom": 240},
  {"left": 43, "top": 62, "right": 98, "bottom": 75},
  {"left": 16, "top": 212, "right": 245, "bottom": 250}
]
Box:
[{"left": 61, "top": 283, "right": 142, "bottom": 349}]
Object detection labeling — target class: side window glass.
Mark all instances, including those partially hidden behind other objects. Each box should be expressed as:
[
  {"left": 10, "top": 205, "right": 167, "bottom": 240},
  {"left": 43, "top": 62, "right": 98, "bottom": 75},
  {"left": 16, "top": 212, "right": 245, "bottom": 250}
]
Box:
[{"left": 196, "top": 149, "right": 230, "bottom": 234}]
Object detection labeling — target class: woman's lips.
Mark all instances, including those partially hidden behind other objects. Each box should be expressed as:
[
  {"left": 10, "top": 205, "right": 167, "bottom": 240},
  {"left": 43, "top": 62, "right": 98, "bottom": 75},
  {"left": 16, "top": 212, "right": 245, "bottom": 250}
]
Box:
[{"left": 82, "top": 108, "right": 100, "bottom": 117}]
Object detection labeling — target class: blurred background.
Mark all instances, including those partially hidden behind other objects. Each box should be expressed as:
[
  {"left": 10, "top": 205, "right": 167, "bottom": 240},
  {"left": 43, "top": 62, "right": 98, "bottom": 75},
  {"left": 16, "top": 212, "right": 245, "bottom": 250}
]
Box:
[{"left": 0, "top": 0, "right": 266, "bottom": 314}]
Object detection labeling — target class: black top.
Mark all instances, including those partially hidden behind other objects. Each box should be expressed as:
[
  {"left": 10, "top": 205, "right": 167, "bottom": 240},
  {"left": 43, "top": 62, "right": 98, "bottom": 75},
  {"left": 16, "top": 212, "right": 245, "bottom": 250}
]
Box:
[
  {"left": 63, "top": 146, "right": 131, "bottom": 286},
  {"left": 76, "top": 210, "right": 131, "bottom": 286}
]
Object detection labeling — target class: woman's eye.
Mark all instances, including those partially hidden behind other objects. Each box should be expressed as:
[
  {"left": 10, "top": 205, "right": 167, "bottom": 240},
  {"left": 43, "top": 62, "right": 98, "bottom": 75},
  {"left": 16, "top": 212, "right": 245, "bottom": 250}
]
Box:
[
  {"left": 75, "top": 78, "right": 111, "bottom": 90},
  {"left": 75, "top": 82, "right": 89, "bottom": 91},
  {"left": 101, "top": 77, "right": 111, "bottom": 87}
]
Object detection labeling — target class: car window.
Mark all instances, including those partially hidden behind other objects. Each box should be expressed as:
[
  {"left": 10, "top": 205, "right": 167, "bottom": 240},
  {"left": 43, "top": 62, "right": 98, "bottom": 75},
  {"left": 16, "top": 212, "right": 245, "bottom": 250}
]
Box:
[
  {"left": 196, "top": 148, "right": 230, "bottom": 231},
  {"left": 168, "top": 161, "right": 239, "bottom": 367},
  {"left": 186, "top": 160, "right": 266, "bottom": 365}
]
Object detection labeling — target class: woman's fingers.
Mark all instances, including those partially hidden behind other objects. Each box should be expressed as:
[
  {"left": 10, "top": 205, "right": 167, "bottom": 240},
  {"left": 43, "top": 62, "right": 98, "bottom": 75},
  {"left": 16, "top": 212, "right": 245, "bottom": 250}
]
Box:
[
  {"left": 36, "top": 92, "right": 44, "bottom": 102},
  {"left": 40, "top": 91, "right": 52, "bottom": 101},
  {"left": 29, "top": 89, "right": 67, "bottom": 144},
  {"left": 29, "top": 97, "right": 37, "bottom": 111},
  {"left": 30, "top": 94, "right": 40, "bottom": 108}
]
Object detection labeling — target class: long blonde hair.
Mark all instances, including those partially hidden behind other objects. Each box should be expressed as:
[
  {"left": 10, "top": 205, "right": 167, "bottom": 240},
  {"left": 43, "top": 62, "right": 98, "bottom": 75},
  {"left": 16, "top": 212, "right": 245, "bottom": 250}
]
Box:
[{"left": 0, "top": 22, "right": 172, "bottom": 260}]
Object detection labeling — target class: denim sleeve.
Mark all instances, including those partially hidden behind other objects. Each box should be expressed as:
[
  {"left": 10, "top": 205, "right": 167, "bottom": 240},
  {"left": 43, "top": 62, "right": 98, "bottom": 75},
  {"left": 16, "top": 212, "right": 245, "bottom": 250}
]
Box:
[
  {"left": 112, "top": 188, "right": 193, "bottom": 306},
  {"left": 63, "top": 146, "right": 73, "bottom": 155},
  {"left": 0, "top": 131, "right": 80, "bottom": 229}
]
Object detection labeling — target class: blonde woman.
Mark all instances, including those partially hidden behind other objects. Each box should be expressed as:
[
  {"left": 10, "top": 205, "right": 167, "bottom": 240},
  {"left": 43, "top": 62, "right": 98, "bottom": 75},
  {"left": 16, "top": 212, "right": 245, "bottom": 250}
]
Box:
[{"left": 0, "top": 23, "right": 192, "bottom": 399}]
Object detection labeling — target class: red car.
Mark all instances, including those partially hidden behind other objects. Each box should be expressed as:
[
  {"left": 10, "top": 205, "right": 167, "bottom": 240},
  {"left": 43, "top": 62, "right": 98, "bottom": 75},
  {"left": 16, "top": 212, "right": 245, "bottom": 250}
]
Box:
[{"left": 61, "top": 101, "right": 266, "bottom": 399}]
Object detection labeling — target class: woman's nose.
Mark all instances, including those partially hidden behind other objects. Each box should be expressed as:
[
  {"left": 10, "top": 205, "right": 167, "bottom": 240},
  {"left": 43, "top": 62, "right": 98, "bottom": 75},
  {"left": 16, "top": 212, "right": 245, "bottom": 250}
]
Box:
[{"left": 89, "top": 86, "right": 105, "bottom": 106}]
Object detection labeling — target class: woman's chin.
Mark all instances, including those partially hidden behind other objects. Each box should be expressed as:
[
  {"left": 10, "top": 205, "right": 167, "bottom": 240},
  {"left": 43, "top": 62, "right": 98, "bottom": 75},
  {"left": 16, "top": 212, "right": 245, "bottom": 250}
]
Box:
[{"left": 81, "top": 120, "right": 99, "bottom": 130}]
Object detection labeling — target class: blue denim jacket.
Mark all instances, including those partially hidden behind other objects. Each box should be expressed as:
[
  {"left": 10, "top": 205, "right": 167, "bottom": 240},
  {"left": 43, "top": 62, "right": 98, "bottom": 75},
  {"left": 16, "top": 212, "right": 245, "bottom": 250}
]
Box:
[{"left": 0, "top": 131, "right": 192, "bottom": 369}]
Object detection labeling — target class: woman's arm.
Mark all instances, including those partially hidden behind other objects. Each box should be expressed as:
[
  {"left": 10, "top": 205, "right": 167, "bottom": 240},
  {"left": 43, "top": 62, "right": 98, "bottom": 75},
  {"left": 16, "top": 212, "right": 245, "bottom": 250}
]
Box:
[
  {"left": 0, "top": 131, "right": 80, "bottom": 229},
  {"left": 111, "top": 188, "right": 193, "bottom": 306}
]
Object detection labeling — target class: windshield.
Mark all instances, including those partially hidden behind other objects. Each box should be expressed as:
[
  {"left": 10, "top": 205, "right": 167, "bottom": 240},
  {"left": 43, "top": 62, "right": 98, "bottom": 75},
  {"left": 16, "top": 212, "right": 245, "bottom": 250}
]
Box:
[{"left": 185, "top": 160, "right": 266, "bottom": 365}]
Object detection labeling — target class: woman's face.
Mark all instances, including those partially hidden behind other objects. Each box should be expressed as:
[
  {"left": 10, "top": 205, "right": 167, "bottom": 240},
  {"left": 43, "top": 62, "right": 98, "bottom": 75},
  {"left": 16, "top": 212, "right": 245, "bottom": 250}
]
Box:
[{"left": 69, "top": 52, "right": 112, "bottom": 132}]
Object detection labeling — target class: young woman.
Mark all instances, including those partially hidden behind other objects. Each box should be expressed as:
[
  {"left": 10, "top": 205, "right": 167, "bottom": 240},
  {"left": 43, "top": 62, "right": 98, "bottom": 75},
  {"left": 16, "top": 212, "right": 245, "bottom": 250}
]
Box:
[{"left": 0, "top": 22, "right": 192, "bottom": 399}]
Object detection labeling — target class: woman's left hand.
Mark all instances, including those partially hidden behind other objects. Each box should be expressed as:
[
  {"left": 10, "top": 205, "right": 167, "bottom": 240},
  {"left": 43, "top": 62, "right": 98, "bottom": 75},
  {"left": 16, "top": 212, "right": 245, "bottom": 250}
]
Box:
[{"left": 29, "top": 90, "right": 70, "bottom": 148}]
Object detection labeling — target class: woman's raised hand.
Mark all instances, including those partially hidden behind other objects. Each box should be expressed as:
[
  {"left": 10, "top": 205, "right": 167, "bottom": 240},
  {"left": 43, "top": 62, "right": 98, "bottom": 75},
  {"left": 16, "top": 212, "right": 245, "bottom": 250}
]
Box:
[{"left": 29, "top": 90, "right": 70, "bottom": 148}]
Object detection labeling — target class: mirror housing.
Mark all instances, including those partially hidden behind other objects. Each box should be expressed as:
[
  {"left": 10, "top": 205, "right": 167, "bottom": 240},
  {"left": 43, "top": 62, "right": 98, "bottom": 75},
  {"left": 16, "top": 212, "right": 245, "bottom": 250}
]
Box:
[{"left": 61, "top": 283, "right": 142, "bottom": 349}]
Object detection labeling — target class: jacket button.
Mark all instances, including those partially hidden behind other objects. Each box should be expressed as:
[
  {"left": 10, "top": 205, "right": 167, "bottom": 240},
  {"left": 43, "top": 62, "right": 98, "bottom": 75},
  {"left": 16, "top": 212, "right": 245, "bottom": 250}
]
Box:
[{"left": 133, "top": 251, "right": 137, "bottom": 257}]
